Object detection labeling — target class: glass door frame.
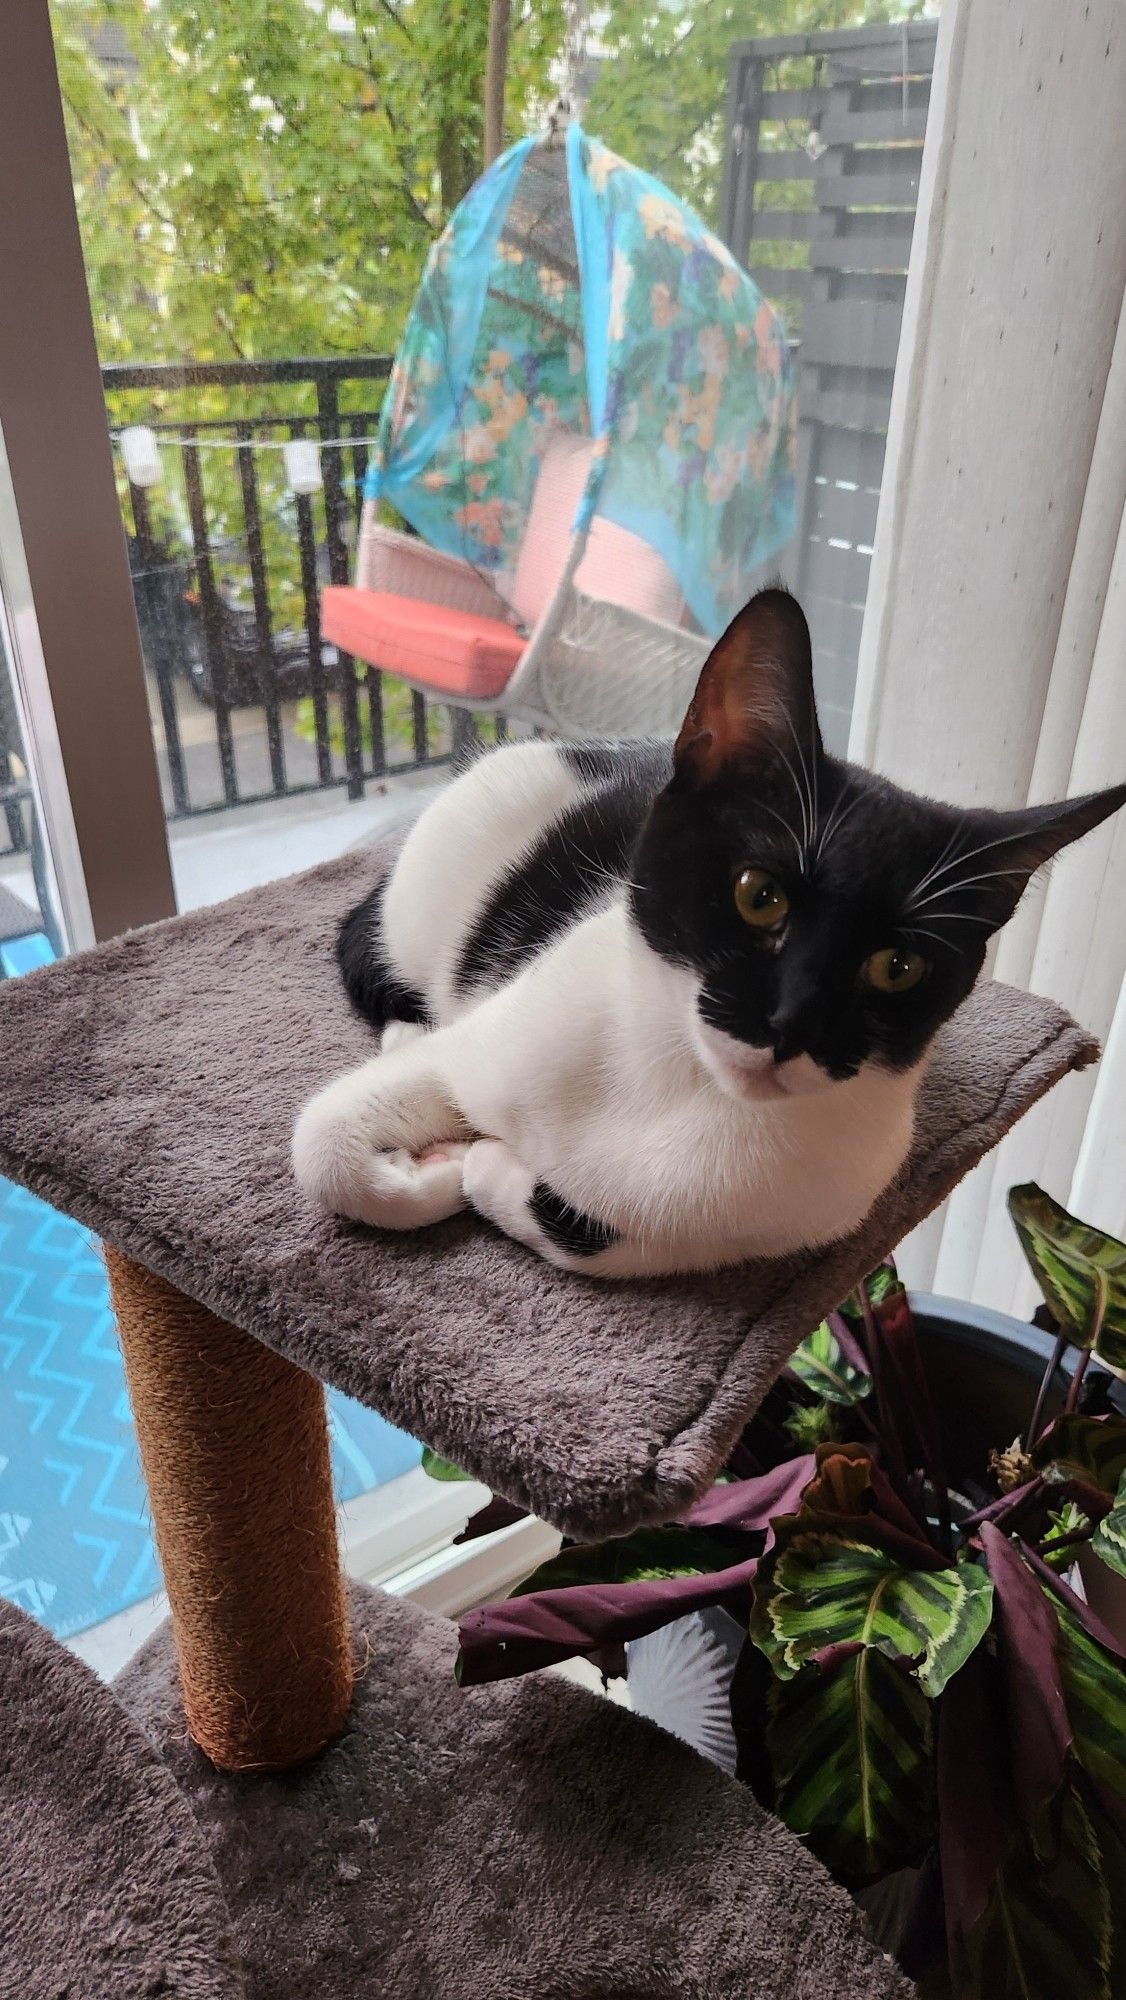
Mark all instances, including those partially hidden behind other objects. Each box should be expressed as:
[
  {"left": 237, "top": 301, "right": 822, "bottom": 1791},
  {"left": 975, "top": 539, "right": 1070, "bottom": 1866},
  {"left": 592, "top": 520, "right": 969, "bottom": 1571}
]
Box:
[{"left": 0, "top": 1, "right": 175, "bottom": 945}]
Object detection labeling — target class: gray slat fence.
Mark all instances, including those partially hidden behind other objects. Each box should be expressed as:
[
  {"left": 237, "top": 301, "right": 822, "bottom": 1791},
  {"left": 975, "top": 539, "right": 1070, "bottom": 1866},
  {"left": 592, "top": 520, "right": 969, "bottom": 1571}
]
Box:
[{"left": 720, "top": 19, "right": 938, "bottom": 749}]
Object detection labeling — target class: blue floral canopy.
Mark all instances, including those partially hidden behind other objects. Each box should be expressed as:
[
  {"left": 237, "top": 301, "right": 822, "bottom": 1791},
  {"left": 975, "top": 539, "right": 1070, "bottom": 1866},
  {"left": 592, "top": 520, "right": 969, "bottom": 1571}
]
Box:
[{"left": 363, "top": 125, "right": 796, "bottom": 637}]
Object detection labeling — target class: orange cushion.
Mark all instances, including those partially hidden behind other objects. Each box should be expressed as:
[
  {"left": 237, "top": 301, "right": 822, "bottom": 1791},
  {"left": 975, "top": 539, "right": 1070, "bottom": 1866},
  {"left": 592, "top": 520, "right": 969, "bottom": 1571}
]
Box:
[{"left": 322, "top": 586, "right": 525, "bottom": 700}]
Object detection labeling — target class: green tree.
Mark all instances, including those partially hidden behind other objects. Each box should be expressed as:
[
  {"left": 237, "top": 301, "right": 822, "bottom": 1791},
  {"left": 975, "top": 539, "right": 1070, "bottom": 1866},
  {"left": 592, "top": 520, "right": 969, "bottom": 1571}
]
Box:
[
  {"left": 51, "top": 0, "right": 565, "bottom": 365},
  {"left": 586, "top": 0, "right": 934, "bottom": 227}
]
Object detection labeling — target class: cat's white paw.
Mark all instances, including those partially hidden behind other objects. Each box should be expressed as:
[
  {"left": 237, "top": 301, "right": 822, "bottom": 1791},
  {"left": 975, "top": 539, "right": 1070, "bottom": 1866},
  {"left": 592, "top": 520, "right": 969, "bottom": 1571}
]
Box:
[
  {"left": 380, "top": 1019, "right": 428, "bottom": 1054},
  {"left": 462, "top": 1139, "right": 536, "bottom": 1231},
  {"left": 293, "top": 1091, "right": 469, "bottom": 1228}
]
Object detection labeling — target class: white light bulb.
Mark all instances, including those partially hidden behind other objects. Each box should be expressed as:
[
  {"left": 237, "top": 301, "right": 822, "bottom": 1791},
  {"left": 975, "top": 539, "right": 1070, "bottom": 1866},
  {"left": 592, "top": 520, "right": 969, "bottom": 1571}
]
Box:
[
  {"left": 120, "top": 425, "right": 164, "bottom": 488},
  {"left": 283, "top": 438, "right": 323, "bottom": 495}
]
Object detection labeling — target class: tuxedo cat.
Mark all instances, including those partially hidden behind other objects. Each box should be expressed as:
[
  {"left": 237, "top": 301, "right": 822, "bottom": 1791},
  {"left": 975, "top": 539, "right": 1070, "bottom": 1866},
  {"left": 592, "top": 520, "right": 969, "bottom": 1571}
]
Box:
[{"left": 293, "top": 589, "right": 1125, "bottom": 1278}]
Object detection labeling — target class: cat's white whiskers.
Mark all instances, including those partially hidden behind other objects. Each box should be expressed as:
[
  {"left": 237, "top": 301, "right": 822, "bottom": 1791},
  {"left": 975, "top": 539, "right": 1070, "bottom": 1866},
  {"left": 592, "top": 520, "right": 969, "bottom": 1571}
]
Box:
[
  {"left": 901, "top": 926, "right": 960, "bottom": 954},
  {"left": 782, "top": 712, "right": 818, "bottom": 856},
  {"left": 905, "top": 825, "right": 1031, "bottom": 906},
  {"left": 814, "top": 783, "right": 866, "bottom": 863},
  {"left": 774, "top": 746, "right": 812, "bottom": 862},
  {"left": 907, "top": 821, "right": 967, "bottom": 903},
  {"left": 907, "top": 864, "right": 1026, "bottom": 916},
  {"left": 755, "top": 799, "right": 805, "bottom": 870}
]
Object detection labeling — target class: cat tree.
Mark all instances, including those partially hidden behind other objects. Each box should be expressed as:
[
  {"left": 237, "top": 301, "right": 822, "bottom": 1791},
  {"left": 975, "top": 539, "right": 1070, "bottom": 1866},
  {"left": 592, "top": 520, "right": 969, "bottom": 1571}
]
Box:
[{"left": 0, "top": 840, "right": 1097, "bottom": 1997}]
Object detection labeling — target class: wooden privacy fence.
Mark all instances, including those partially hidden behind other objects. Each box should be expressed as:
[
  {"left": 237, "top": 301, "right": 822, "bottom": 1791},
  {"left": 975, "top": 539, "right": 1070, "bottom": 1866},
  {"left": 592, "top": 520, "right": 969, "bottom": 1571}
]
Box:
[{"left": 720, "top": 19, "right": 938, "bottom": 749}]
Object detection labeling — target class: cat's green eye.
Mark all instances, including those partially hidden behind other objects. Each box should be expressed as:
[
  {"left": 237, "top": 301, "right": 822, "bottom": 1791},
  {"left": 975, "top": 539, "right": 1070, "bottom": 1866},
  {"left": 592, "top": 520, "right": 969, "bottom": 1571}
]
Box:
[
  {"left": 863, "top": 947, "right": 929, "bottom": 994},
  {"left": 735, "top": 867, "right": 789, "bottom": 931}
]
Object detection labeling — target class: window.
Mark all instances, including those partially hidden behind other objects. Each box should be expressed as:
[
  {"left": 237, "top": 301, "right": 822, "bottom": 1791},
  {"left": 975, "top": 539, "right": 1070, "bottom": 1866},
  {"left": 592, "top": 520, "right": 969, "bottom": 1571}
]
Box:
[{"left": 2, "top": 1, "right": 937, "bottom": 1663}]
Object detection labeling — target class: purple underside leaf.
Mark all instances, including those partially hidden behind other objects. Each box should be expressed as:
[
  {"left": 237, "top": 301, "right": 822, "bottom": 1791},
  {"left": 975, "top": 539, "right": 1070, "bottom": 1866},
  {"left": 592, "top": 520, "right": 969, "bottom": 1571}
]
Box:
[
  {"left": 1022, "top": 1539, "right": 1126, "bottom": 1663},
  {"left": 678, "top": 1454, "right": 817, "bottom": 1536},
  {"left": 792, "top": 1442, "right": 949, "bottom": 1569},
  {"left": 456, "top": 1545, "right": 764, "bottom": 1687},
  {"left": 980, "top": 1525, "right": 1073, "bottom": 1829},
  {"left": 962, "top": 1474, "right": 1048, "bottom": 1534},
  {"left": 938, "top": 1640, "right": 1016, "bottom": 1946},
  {"left": 871, "top": 1286, "right": 951, "bottom": 1493}
]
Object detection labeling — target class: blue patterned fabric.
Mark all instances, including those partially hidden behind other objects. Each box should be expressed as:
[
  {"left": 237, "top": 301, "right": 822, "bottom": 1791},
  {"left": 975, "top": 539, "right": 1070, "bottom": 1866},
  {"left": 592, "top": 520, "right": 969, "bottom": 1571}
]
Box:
[
  {"left": 0, "top": 1173, "right": 421, "bottom": 1640},
  {"left": 363, "top": 124, "right": 795, "bottom": 636}
]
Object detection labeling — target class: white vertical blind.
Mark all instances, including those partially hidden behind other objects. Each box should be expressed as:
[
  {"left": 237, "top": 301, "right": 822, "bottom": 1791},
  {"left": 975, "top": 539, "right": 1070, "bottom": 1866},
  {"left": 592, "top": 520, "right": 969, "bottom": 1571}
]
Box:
[{"left": 850, "top": 0, "right": 1126, "bottom": 1312}]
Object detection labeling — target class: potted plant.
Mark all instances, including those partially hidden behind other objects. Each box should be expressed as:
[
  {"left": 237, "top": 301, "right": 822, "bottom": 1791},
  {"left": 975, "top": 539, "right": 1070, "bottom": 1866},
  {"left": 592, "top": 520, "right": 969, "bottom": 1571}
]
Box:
[{"left": 450, "top": 1185, "right": 1126, "bottom": 1999}]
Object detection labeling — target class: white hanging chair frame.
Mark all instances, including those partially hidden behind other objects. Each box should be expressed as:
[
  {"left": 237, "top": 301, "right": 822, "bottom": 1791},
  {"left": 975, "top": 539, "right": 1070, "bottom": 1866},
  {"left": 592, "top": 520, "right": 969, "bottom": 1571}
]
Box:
[{"left": 356, "top": 502, "right": 710, "bottom": 740}]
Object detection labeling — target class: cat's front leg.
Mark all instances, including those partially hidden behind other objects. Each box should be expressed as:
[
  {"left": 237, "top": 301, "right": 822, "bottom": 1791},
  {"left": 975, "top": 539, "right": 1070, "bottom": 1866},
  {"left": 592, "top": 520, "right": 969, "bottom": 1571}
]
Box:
[
  {"left": 463, "top": 1139, "right": 646, "bottom": 1276},
  {"left": 293, "top": 1040, "right": 471, "bottom": 1229}
]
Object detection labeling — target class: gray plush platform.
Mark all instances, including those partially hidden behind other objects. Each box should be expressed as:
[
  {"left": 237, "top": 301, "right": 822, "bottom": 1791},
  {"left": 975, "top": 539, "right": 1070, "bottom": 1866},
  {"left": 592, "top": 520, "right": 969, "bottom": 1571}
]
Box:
[
  {"left": 0, "top": 1595, "right": 243, "bottom": 2000},
  {"left": 0, "top": 845, "right": 1096, "bottom": 1539},
  {"left": 115, "top": 1579, "right": 911, "bottom": 2000}
]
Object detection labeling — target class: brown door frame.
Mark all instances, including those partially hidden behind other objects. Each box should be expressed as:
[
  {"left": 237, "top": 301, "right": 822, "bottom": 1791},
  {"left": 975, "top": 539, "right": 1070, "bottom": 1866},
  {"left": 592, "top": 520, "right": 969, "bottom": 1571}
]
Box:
[{"left": 0, "top": 1, "right": 175, "bottom": 944}]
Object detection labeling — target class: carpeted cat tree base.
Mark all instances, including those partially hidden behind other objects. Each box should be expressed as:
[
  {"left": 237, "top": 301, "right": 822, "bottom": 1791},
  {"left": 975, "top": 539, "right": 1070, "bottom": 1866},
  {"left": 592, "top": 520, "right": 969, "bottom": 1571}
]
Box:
[
  {"left": 112, "top": 1579, "right": 912, "bottom": 2000},
  {"left": 0, "top": 842, "right": 1100, "bottom": 1997},
  {"left": 0, "top": 1595, "right": 242, "bottom": 2000}
]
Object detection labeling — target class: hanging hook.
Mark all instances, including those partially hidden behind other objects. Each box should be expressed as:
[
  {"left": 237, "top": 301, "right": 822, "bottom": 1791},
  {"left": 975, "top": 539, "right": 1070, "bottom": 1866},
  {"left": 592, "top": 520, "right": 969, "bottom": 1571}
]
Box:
[{"left": 546, "top": 0, "right": 588, "bottom": 141}]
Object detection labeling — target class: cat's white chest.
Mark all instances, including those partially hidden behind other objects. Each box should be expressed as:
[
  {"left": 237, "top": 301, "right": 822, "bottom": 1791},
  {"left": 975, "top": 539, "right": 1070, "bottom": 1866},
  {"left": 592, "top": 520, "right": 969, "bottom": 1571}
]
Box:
[{"left": 441, "top": 904, "right": 920, "bottom": 1271}]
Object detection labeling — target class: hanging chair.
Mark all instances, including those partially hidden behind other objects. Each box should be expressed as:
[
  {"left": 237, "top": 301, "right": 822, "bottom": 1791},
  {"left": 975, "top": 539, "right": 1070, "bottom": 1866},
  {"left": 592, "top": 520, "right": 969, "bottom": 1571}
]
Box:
[{"left": 322, "top": 123, "right": 797, "bottom": 739}]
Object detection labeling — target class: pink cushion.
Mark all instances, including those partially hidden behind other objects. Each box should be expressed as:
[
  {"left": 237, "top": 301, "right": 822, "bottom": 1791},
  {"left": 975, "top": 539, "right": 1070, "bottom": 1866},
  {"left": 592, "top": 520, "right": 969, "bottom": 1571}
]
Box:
[
  {"left": 511, "top": 432, "right": 684, "bottom": 630},
  {"left": 321, "top": 587, "right": 525, "bottom": 700}
]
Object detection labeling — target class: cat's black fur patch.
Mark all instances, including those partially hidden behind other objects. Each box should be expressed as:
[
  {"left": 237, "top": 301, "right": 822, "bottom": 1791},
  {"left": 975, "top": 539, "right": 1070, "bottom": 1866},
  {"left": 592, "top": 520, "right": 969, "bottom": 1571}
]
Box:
[
  {"left": 337, "top": 884, "right": 430, "bottom": 1033},
  {"left": 559, "top": 741, "right": 627, "bottom": 784},
  {"left": 455, "top": 742, "right": 671, "bottom": 993},
  {"left": 530, "top": 1181, "right": 619, "bottom": 1257}
]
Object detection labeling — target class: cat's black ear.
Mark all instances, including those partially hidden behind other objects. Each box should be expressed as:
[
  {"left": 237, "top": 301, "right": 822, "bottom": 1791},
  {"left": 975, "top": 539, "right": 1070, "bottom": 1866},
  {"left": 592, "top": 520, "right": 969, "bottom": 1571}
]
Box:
[
  {"left": 674, "top": 588, "right": 822, "bottom": 783},
  {"left": 967, "top": 783, "right": 1126, "bottom": 924}
]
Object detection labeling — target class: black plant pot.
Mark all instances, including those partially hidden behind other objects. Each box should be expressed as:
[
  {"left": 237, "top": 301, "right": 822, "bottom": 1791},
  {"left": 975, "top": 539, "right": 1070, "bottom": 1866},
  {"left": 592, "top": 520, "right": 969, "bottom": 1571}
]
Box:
[
  {"left": 912, "top": 1290, "right": 1084, "bottom": 1480},
  {"left": 913, "top": 1291, "right": 1126, "bottom": 1640}
]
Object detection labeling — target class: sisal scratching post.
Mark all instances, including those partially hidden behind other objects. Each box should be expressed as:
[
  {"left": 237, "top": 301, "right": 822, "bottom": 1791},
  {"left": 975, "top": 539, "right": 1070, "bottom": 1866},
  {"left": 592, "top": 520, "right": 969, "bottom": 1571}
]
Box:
[{"left": 104, "top": 1246, "right": 353, "bottom": 1772}]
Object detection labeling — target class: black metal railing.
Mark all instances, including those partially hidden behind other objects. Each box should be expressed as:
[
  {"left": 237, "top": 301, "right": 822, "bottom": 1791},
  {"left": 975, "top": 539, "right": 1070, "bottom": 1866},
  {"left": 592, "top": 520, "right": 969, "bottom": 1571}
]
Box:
[{"left": 103, "top": 355, "right": 484, "bottom": 823}]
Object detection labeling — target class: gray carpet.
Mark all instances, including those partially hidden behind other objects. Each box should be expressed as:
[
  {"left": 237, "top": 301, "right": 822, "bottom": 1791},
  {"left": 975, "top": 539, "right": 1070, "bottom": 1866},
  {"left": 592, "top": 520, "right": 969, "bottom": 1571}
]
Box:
[
  {"left": 0, "top": 1595, "right": 243, "bottom": 2000},
  {"left": 115, "top": 1580, "right": 912, "bottom": 2000},
  {"left": 0, "top": 844, "right": 1096, "bottom": 1539}
]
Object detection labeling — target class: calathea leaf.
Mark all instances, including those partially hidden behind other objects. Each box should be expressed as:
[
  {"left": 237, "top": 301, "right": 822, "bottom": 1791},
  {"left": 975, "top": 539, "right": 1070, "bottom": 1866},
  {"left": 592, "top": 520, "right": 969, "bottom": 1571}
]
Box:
[
  {"left": 679, "top": 1456, "right": 817, "bottom": 1538},
  {"left": 1090, "top": 1469, "right": 1126, "bottom": 1583},
  {"left": 794, "top": 1440, "right": 938, "bottom": 1560},
  {"left": 1053, "top": 1590, "right": 1126, "bottom": 1823},
  {"left": 957, "top": 1783, "right": 1114, "bottom": 2000},
  {"left": 1008, "top": 1183, "right": 1126, "bottom": 1379},
  {"left": 1031, "top": 1411, "right": 1126, "bottom": 1492},
  {"left": 456, "top": 1526, "right": 764, "bottom": 1686},
  {"left": 420, "top": 1446, "right": 472, "bottom": 1482},
  {"left": 788, "top": 1315, "right": 872, "bottom": 1406},
  {"left": 1084, "top": 1786, "right": 1126, "bottom": 1997},
  {"left": 1041, "top": 1499, "right": 1092, "bottom": 1569},
  {"left": 766, "top": 1644, "right": 934, "bottom": 1888},
  {"left": 509, "top": 1525, "right": 754, "bottom": 1596},
  {"left": 868, "top": 1262, "right": 901, "bottom": 1306},
  {"left": 751, "top": 1528, "right": 993, "bottom": 1698},
  {"left": 979, "top": 1526, "right": 1073, "bottom": 1829}
]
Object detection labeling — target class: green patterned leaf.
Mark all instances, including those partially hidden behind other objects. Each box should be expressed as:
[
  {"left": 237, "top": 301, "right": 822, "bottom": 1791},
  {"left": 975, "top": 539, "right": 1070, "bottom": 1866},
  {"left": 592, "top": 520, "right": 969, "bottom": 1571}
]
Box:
[
  {"left": 420, "top": 1447, "right": 472, "bottom": 1482},
  {"left": 1032, "top": 1412, "right": 1126, "bottom": 1492},
  {"left": 1041, "top": 1500, "right": 1091, "bottom": 1571},
  {"left": 789, "top": 1320, "right": 872, "bottom": 1407},
  {"left": 1055, "top": 1597, "right": 1126, "bottom": 1816},
  {"left": 1008, "top": 1184, "right": 1126, "bottom": 1379},
  {"left": 864, "top": 1261, "right": 901, "bottom": 1308},
  {"left": 511, "top": 1524, "right": 754, "bottom": 1596},
  {"left": 1091, "top": 1472, "right": 1126, "bottom": 1583},
  {"left": 767, "top": 1647, "right": 934, "bottom": 1887},
  {"left": 751, "top": 1531, "right": 993, "bottom": 1698},
  {"left": 959, "top": 1784, "right": 1113, "bottom": 2000}
]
